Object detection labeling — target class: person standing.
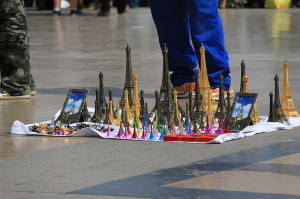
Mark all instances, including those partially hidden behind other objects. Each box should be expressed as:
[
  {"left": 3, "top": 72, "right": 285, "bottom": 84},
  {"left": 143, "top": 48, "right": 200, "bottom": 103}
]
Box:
[
  {"left": 97, "top": 0, "right": 127, "bottom": 16},
  {"left": 148, "top": 0, "right": 233, "bottom": 99},
  {"left": 53, "top": 0, "right": 82, "bottom": 15},
  {"left": 0, "top": 0, "right": 35, "bottom": 99}
]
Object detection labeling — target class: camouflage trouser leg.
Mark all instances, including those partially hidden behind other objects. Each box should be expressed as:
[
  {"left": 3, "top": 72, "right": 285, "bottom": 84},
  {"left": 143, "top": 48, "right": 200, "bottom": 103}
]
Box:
[{"left": 0, "top": 0, "right": 35, "bottom": 95}]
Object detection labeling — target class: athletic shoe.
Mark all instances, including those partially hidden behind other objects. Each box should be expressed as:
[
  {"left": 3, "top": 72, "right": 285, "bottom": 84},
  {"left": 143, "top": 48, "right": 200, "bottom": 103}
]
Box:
[
  {"left": 52, "top": 10, "right": 61, "bottom": 16},
  {"left": 0, "top": 88, "right": 31, "bottom": 100},
  {"left": 211, "top": 86, "right": 234, "bottom": 100},
  {"left": 173, "top": 82, "right": 195, "bottom": 98},
  {"left": 97, "top": 11, "right": 109, "bottom": 16},
  {"left": 70, "top": 9, "right": 83, "bottom": 15}
]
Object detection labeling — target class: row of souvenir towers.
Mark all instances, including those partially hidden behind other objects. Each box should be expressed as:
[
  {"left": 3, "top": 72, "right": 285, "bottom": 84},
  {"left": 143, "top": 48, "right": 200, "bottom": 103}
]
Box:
[{"left": 67, "top": 44, "right": 300, "bottom": 134}]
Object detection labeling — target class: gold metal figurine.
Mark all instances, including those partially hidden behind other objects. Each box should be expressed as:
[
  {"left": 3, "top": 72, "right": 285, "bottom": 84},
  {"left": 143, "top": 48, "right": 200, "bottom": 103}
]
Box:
[
  {"left": 199, "top": 44, "right": 216, "bottom": 113},
  {"left": 132, "top": 73, "right": 141, "bottom": 121},
  {"left": 281, "top": 61, "right": 300, "bottom": 117},
  {"left": 108, "top": 101, "right": 115, "bottom": 124},
  {"left": 124, "top": 89, "right": 132, "bottom": 122},
  {"left": 172, "top": 90, "right": 181, "bottom": 125},
  {"left": 241, "top": 66, "right": 260, "bottom": 124}
]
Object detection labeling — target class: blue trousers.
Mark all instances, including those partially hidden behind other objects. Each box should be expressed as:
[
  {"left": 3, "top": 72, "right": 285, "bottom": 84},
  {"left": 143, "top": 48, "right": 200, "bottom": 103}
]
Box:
[{"left": 149, "top": 0, "right": 231, "bottom": 90}]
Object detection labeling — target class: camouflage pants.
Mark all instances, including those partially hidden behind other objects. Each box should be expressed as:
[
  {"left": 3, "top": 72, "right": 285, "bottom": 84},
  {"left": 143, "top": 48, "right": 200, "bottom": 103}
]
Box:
[{"left": 0, "top": 0, "right": 35, "bottom": 95}]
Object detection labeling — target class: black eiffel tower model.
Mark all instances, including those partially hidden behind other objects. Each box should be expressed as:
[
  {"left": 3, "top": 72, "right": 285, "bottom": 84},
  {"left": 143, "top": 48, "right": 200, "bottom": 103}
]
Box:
[
  {"left": 139, "top": 90, "right": 145, "bottom": 122},
  {"left": 268, "top": 74, "right": 287, "bottom": 123},
  {"left": 268, "top": 92, "right": 274, "bottom": 122},
  {"left": 120, "top": 44, "right": 134, "bottom": 108},
  {"left": 240, "top": 60, "right": 246, "bottom": 93},
  {"left": 214, "top": 74, "right": 226, "bottom": 122},
  {"left": 92, "top": 71, "right": 107, "bottom": 122},
  {"left": 193, "top": 74, "right": 205, "bottom": 131},
  {"left": 150, "top": 44, "right": 182, "bottom": 127}
]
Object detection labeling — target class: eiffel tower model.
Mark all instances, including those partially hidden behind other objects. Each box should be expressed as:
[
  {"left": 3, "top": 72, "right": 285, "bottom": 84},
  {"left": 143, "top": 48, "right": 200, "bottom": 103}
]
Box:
[
  {"left": 139, "top": 90, "right": 145, "bottom": 123},
  {"left": 172, "top": 91, "right": 181, "bottom": 126},
  {"left": 132, "top": 73, "right": 141, "bottom": 125},
  {"left": 199, "top": 44, "right": 216, "bottom": 113},
  {"left": 107, "top": 101, "right": 115, "bottom": 124},
  {"left": 281, "top": 61, "right": 300, "bottom": 117},
  {"left": 92, "top": 71, "right": 107, "bottom": 122},
  {"left": 92, "top": 91, "right": 100, "bottom": 123},
  {"left": 124, "top": 89, "right": 133, "bottom": 122},
  {"left": 108, "top": 89, "right": 117, "bottom": 118},
  {"left": 242, "top": 72, "right": 260, "bottom": 124},
  {"left": 150, "top": 44, "right": 176, "bottom": 126},
  {"left": 240, "top": 60, "right": 246, "bottom": 93},
  {"left": 214, "top": 74, "right": 226, "bottom": 121},
  {"left": 271, "top": 74, "right": 287, "bottom": 123},
  {"left": 120, "top": 44, "right": 134, "bottom": 108},
  {"left": 267, "top": 92, "right": 275, "bottom": 122},
  {"left": 193, "top": 74, "right": 205, "bottom": 130}
]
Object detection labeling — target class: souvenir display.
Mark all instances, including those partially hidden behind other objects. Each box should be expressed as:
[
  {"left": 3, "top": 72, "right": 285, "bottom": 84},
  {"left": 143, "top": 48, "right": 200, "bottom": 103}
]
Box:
[{"left": 10, "top": 44, "right": 300, "bottom": 144}]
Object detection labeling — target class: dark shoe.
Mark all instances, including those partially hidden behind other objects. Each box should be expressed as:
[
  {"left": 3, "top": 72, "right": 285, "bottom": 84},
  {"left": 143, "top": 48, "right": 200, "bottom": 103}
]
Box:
[
  {"left": 52, "top": 10, "right": 61, "bottom": 16},
  {"left": 97, "top": 11, "right": 109, "bottom": 16},
  {"left": 70, "top": 9, "right": 83, "bottom": 15},
  {"left": 0, "top": 88, "right": 31, "bottom": 100}
]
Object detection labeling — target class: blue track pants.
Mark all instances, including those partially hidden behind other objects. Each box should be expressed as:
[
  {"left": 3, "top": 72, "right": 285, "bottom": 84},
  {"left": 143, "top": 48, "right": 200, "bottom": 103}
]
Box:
[{"left": 149, "top": 0, "right": 231, "bottom": 90}]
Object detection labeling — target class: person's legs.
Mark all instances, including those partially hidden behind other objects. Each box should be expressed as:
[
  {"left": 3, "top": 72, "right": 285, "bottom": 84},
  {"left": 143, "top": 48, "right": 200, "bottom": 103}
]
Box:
[
  {"left": 149, "top": 0, "right": 199, "bottom": 87},
  {"left": 116, "top": 0, "right": 127, "bottom": 14},
  {"left": 0, "top": 0, "right": 35, "bottom": 97},
  {"left": 97, "top": 0, "right": 110, "bottom": 15},
  {"left": 188, "top": 0, "right": 231, "bottom": 90},
  {"left": 52, "top": 0, "right": 61, "bottom": 15},
  {"left": 53, "top": 0, "right": 60, "bottom": 9},
  {"left": 69, "top": 0, "right": 78, "bottom": 9}
]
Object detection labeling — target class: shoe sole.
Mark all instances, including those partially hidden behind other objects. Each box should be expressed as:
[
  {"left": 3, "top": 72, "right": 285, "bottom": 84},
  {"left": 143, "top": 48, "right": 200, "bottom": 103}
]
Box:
[
  {"left": 0, "top": 94, "right": 31, "bottom": 100},
  {"left": 176, "top": 91, "right": 195, "bottom": 99}
]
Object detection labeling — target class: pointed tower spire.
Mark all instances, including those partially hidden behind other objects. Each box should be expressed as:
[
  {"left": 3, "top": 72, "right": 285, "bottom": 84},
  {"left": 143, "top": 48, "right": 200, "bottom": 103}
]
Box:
[
  {"left": 281, "top": 61, "right": 300, "bottom": 117},
  {"left": 268, "top": 92, "right": 274, "bottom": 122},
  {"left": 199, "top": 44, "right": 216, "bottom": 113},
  {"left": 92, "top": 71, "right": 107, "bottom": 121},
  {"left": 132, "top": 73, "right": 141, "bottom": 123},
  {"left": 120, "top": 44, "right": 134, "bottom": 106},
  {"left": 273, "top": 74, "right": 287, "bottom": 123},
  {"left": 215, "top": 74, "right": 226, "bottom": 120},
  {"left": 150, "top": 44, "right": 180, "bottom": 125},
  {"left": 240, "top": 60, "right": 246, "bottom": 93}
]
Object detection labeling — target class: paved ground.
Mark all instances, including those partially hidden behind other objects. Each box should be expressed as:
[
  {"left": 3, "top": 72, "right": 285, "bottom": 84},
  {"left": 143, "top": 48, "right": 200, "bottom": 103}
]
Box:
[{"left": 1, "top": 7, "right": 300, "bottom": 199}]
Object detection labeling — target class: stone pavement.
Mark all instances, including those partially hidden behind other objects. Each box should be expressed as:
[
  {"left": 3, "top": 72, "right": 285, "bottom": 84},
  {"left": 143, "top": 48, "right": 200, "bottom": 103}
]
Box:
[{"left": 1, "top": 7, "right": 300, "bottom": 199}]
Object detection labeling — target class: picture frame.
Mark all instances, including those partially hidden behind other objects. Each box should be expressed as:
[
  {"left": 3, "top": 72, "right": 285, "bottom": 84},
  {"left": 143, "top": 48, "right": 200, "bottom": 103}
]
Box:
[
  {"left": 229, "top": 92, "right": 258, "bottom": 130},
  {"left": 55, "top": 88, "right": 90, "bottom": 124}
]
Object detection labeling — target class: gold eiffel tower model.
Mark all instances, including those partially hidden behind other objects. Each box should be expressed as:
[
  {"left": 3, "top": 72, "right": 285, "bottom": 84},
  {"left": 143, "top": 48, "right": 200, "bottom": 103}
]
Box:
[
  {"left": 132, "top": 73, "right": 141, "bottom": 125},
  {"left": 114, "top": 103, "right": 121, "bottom": 126},
  {"left": 242, "top": 74, "right": 260, "bottom": 124},
  {"left": 172, "top": 91, "right": 181, "bottom": 126},
  {"left": 107, "top": 101, "right": 115, "bottom": 125},
  {"left": 199, "top": 44, "right": 216, "bottom": 122},
  {"left": 281, "top": 61, "right": 300, "bottom": 117},
  {"left": 124, "top": 89, "right": 132, "bottom": 122}
]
